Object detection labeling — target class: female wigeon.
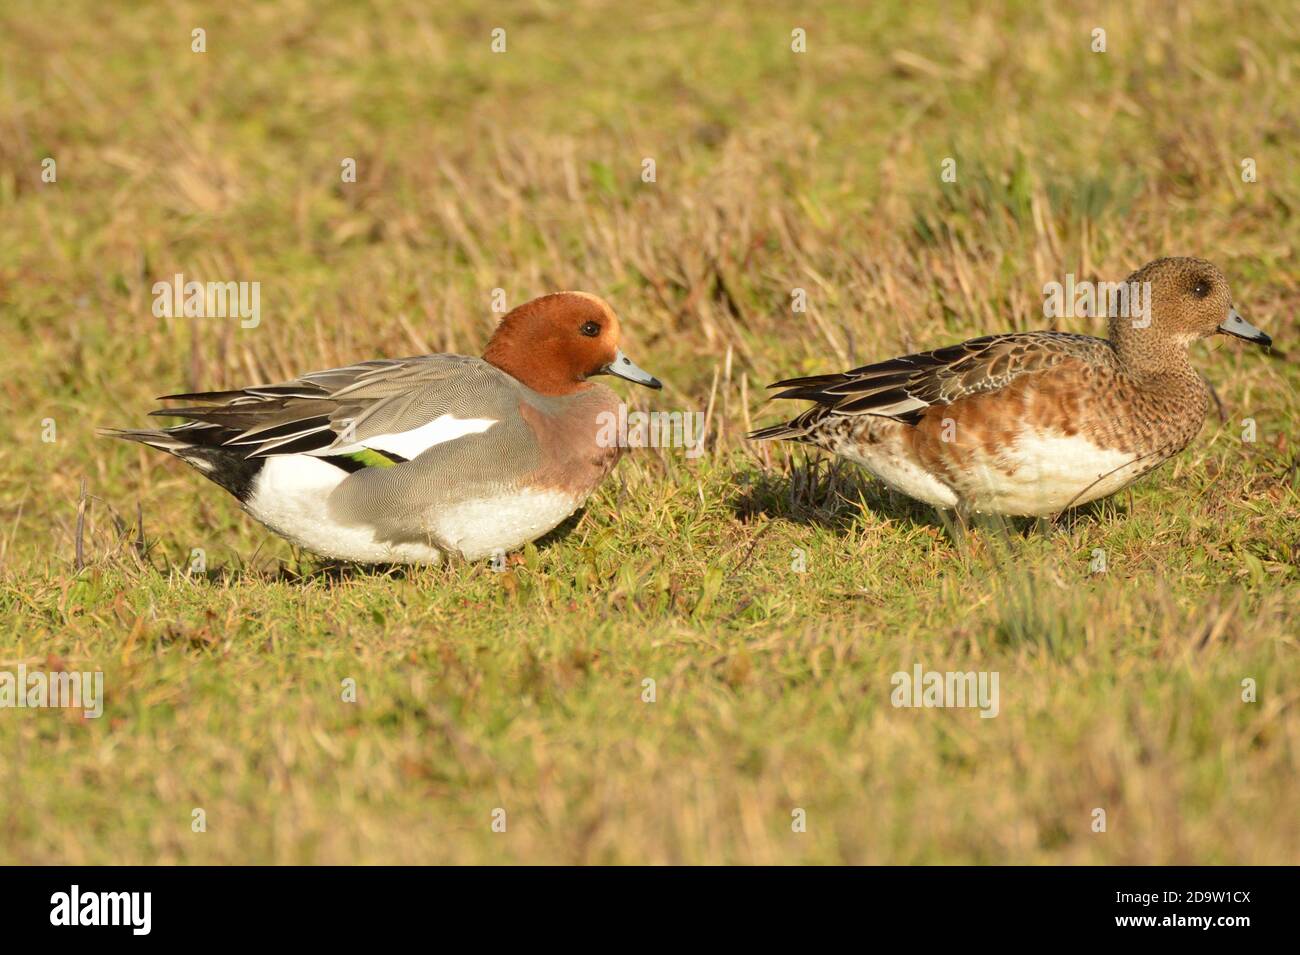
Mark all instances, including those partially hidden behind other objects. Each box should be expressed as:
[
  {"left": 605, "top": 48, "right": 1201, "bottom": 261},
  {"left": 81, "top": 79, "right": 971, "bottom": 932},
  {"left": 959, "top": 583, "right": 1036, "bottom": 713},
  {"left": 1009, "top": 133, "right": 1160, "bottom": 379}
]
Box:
[
  {"left": 751, "top": 258, "right": 1273, "bottom": 517},
  {"left": 104, "top": 292, "right": 662, "bottom": 563}
]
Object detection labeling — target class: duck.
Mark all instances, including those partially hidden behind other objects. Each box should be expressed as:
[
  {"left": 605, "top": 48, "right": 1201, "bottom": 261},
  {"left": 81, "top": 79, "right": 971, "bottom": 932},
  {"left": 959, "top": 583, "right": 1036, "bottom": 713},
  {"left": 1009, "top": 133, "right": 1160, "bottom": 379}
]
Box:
[
  {"left": 103, "top": 292, "right": 662, "bottom": 563},
  {"left": 749, "top": 258, "right": 1272, "bottom": 517}
]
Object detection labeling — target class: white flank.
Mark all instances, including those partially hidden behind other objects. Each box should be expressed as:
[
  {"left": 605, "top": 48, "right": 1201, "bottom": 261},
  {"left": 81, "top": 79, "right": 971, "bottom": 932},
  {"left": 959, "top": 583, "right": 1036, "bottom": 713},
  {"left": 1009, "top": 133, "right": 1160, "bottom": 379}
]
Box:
[
  {"left": 430, "top": 490, "right": 581, "bottom": 561},
  {"left": 245, "top": 456, "right": 443, "bottom": 563},
  {"left": 320, "top": 414, "right": 498, "bottom": 460},
  {"left": 839, "top": 441, "right": 960, "bottom": 509},
  {"left": 840, "top": 429, "right": 1143, "bottom": 516},
  {"left": 244, "top": 457, "right": 581, "bottom": 564},
  {"left": 963, "top": 432, "right": 1141, "bottom": 516}
]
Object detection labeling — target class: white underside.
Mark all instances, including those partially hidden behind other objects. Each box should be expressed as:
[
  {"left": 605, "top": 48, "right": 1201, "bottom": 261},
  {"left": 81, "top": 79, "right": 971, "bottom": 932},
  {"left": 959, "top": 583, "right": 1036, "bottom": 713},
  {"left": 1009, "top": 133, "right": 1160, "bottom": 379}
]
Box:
[
  {"left": 244, "top": 455, "right": 581, "bottom": 563},
  {"left": 427, "top": 490, "right": 582, "bottom": 561},
  {"left": 838, "top": 441, "right": 961, "bottom": 509},
  {"left": 961, "top": 433, "right": 1142, "bottom": 515},
  {"left": 846, "top": 431, "right": 1143, "bottom": 517}
]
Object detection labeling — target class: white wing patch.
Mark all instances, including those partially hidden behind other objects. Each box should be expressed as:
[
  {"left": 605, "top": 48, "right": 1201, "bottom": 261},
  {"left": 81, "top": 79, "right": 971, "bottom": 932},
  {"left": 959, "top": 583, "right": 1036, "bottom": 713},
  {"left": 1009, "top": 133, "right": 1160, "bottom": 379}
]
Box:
[
  {"left": 868, "top": 395, "right": 929, "bottom": 418},
  {"left": 319, "top": 414, "right": 498, "bottom": 460}
]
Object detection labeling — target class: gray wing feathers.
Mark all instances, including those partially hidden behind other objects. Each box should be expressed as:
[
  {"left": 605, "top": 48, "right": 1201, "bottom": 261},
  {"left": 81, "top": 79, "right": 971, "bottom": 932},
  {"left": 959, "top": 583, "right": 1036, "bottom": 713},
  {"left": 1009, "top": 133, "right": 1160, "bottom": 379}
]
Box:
[{"left": 155, "top": 355, "right": 524, "bottom": 457}]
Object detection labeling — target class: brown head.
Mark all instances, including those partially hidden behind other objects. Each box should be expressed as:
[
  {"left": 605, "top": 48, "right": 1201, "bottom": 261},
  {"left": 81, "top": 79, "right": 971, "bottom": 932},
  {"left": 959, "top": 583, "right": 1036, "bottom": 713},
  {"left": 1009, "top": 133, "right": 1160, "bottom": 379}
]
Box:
[
  {"left": 482, "top": 292, "right": 662, "bottom": 396},
  {"left": 1108, "top": 257, "right": 1271, "bottom": 374}
]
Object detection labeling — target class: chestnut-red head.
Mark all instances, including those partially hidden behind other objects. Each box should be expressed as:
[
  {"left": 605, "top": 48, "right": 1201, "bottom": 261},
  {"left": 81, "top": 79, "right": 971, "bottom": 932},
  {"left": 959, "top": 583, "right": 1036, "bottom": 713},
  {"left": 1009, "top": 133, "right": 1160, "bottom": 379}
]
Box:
[{"left": 483, "top": 292, "right": 662, "bottom": 396}]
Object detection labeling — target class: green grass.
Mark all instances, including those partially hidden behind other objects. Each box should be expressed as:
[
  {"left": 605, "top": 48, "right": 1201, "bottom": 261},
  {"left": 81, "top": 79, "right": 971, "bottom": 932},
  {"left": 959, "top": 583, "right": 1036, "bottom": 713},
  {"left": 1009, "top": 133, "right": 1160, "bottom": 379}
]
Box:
[{"left": 0, "top": 0, "right": 1297, "bottom": 864}]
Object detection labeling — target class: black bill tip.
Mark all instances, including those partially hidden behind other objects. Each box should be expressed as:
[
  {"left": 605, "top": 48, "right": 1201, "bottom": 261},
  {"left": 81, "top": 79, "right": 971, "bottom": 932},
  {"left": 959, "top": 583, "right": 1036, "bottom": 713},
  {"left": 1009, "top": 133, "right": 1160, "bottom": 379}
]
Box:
[{"left": 1217, "top": 307, "right": 1272, "bottom": 347}]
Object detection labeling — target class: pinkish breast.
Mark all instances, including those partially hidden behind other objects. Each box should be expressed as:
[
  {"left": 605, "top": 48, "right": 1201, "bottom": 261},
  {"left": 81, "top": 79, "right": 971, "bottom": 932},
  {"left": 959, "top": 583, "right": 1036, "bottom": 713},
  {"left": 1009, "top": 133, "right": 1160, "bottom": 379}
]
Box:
[{"left": 518, "top": 384, "right": 626, "bottom": 496}]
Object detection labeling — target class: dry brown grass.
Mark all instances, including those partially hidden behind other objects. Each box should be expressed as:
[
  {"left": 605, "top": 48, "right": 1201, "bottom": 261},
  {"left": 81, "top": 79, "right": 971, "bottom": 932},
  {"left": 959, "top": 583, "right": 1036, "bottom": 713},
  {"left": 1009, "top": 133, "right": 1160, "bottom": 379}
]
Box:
[{"left": 0, "top": 0, "right": 1296, "bottom": 864}]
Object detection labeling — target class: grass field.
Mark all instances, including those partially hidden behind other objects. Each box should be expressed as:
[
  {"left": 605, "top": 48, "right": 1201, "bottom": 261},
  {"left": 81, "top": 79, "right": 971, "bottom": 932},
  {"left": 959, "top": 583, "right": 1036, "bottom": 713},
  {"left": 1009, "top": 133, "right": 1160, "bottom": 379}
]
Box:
[{"left": 0, "top": 1, "right": 1297, "bottom": 864}]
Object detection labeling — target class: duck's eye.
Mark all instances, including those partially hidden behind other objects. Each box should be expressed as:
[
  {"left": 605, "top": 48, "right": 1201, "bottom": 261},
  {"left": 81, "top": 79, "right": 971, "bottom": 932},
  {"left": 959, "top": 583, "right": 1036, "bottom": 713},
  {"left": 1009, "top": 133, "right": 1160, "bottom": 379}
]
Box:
[
  {"left": 1193, "top": 279, "right": 1211, "bottom": 298},
  {"left": 580, "top": 321, "right": 601, "bottom": 337}
]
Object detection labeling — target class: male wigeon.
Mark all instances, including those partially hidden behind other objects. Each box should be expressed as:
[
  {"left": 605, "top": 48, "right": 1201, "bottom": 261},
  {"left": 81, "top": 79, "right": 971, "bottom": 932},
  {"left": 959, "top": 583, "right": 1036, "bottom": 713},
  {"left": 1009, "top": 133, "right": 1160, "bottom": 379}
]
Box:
[
  {"left": 103, "top": 292, "right": 662, "bottom": 563},
  {"left": 750, "top": 258, "right": 1272, "bottom": 517}
]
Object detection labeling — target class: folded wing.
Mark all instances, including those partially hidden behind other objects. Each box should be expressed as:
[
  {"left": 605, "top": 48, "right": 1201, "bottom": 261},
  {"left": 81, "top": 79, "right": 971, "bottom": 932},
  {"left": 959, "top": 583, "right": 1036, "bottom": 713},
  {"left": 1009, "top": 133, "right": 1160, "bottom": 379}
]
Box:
[
  {"left": 152, "top": 355, "right": 519, "bottom": 461},
  {"left": 758, "top": 332, "right": 1097, "bottom": 435}
]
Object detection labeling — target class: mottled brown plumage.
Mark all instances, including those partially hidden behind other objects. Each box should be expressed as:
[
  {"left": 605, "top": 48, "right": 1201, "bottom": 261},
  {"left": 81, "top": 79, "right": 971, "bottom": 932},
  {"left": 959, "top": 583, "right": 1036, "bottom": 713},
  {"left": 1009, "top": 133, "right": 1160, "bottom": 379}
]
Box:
[{"left": 751, "top": 258, "right": 1272, "bottom": 517}]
